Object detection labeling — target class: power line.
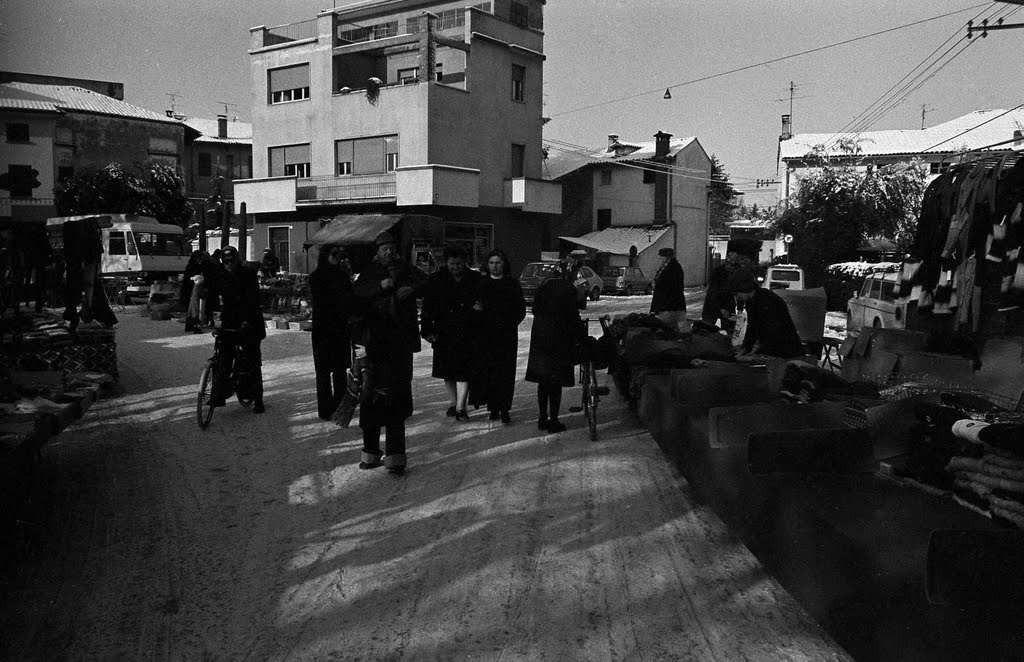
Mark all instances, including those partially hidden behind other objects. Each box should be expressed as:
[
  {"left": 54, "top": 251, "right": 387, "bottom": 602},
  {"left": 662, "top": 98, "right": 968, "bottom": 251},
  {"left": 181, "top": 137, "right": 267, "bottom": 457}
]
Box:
[
  {"left": 920, "top": 103, "right": 1024, "bottom": 152},
  {"left": 549, "top": 4, "right": 988, "bottom": 119}
]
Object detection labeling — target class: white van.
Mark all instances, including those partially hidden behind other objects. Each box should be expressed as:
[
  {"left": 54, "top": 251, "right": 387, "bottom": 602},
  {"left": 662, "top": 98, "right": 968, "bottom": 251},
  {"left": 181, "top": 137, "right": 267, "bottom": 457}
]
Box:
[
  {"left": 47, "top": 214, "right": 189, "bottom": 295},
  {"left": 764, "top": 264, "right": 806, "bottom": 291}
]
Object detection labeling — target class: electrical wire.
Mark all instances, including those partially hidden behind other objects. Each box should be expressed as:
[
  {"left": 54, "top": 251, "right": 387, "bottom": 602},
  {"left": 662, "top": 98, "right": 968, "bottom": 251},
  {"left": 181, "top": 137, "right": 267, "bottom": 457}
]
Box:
[
  {"left": 548, "top": 4, "right": 988, "bottom": 119},
  {"left": 920, "top": 103, "right": 1024, "bottom": 152}
]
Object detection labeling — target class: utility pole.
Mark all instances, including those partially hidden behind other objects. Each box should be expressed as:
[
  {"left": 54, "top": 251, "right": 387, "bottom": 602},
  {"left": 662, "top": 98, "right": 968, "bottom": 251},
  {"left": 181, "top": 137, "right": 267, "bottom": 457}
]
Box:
[
  {"left": 921, "top": 104, "right": 936, "bottom": 129},
  {"left": 215, "top": 100, "right": 238, "bottom": 118},
  {"left": 165, "top": 92, "right": 181, "bottom": 116}
]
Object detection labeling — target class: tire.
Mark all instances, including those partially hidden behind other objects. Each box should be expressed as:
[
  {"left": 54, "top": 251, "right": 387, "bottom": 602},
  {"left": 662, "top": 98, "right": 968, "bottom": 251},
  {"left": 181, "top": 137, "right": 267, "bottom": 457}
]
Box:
[
  {"left": 590, "top": 287, "right": 600, "bottom": 302},
  {"left": 197, "top": 362, "right": 216, "bottom": 429},
  {"left": 625, "top": 286, "right": 634, "bottom": 297},
  {"left": 234, "top": 357, "right": 255, "bottom": 408}
]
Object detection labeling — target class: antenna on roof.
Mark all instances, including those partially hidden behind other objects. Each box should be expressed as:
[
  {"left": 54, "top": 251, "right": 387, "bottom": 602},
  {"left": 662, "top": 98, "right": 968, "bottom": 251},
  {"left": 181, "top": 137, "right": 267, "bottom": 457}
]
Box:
[
  {"left": 166, "top": 91, "right": 181, "bottom": 115},
  {"left": 215, "top": 100, "right": 238, "bottom": 117}
]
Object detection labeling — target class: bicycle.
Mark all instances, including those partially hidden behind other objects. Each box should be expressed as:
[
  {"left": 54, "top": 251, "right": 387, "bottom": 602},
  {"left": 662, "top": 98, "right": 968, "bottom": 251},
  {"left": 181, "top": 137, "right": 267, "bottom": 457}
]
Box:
[
  {"left": 569, "top": 315, "right": 612, "bottom": 441},
  {"left": 196, "top": 327, "right": 258, "bottom": 429}
]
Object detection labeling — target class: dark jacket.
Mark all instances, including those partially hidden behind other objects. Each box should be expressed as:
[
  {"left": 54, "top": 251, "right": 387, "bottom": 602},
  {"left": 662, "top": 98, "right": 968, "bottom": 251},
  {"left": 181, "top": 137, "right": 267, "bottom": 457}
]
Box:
[
  {"left": 420, "top": 267, "right": 482, "bottom": 380},
  {"left": 650, "top": 258, "right": 687, "bottom": 314},
  {"left": 742, "top": 288, "right": 804, "bottom": 358},
  {"left": 526, "top": 277, "right": 585, "bottom": 387},
  {"left": 701, "top": 264, "right": 736, "bottom": 332},
  {"left": 260, "top": 253, "right": 281, "bottom": 278},
  {"left": 217, "top": 264, "right": 266, "bottom": 339},
  {"left": 471, "top": 275, "right": 526, "bottom": 409},
  {"left": 309, "top": 262, "right": 356, "bottom": 369},
  {"left": 354, "top": 257, "right": 427, "bottom": 356}
]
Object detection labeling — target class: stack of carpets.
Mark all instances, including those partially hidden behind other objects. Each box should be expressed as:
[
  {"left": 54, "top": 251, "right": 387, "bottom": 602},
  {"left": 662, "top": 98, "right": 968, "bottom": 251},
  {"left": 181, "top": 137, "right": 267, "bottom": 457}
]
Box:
[{"left": 947, "top": 419, "right": 1024, "bottom": 528}]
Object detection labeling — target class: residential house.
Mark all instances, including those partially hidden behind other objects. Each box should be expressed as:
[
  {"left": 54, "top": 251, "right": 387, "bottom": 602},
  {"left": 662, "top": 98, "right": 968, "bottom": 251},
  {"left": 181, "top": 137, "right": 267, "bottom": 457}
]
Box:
[
  {"left": 545, "top": 132, "right": 712, "bottom": 286},
  {"left": 777, "top": 108, "right": 1024, "bottom": 202},
  {"left": 234, "top": 0, "right": 561, "bottom": 275},
  {"left": 0, "top": 72, "right": 186, "bottom": 226}
]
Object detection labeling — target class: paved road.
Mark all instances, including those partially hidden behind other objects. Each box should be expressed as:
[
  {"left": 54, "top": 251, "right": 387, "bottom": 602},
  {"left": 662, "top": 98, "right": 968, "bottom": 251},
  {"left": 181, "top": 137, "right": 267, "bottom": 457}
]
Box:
[{"left": 0, "top": 293, "right": 850, "bottom": 660}]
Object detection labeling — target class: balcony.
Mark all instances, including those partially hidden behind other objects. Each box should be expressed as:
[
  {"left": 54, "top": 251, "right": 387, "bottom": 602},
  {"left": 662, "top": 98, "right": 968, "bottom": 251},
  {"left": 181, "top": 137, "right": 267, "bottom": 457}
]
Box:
[
  {"left": 296, "top": 174, "right": 396, "bottom": 204},
  {"left": 504, "top": 178, "right": 561, "bottom": 214}
]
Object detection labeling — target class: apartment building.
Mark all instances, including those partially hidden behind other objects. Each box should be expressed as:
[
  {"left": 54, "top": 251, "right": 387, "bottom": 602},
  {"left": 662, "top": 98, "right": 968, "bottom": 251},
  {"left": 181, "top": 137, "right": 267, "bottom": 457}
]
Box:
[{"left": 234, "top": 0, "right": 561, "bottom": 274}]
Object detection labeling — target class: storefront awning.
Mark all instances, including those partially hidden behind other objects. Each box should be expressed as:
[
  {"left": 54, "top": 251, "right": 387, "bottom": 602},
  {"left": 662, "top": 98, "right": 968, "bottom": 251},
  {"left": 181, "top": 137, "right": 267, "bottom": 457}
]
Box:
[
  {"left": 303, "top": 214, "right": 403, "bottom": 249},
  {"left": 559, "top": 226, "right": 671, "bottom": 256}
]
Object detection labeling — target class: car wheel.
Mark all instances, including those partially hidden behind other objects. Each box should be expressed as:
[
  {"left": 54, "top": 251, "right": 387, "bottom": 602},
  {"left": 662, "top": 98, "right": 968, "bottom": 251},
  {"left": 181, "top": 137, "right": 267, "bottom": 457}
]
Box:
[
  {"left": 644, "top": 283, "right": 653, "bottom": 295},
  {"left": 590, "top": 287, "right": 600, "bottom": 301}
]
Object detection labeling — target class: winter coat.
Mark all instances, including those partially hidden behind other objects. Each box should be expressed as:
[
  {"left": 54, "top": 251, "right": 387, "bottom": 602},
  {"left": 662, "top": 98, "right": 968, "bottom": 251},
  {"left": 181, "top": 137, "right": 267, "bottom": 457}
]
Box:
[
  {"left": 420, "top": 267, "right": 482, "bottom": 381},
  {"left": 470, "top": 275, "right": 526, "bottom": 409},
  {"left": 742, "top": 288, "right": 805, "bottom": 358},
  {"left": 526, "top": 277, "right": 585, "bottom": 387},
  {"left": 309, "top": 263, "right": 357, "bottom": 372},
  {"left": 216, "top": 264, "right": 266, "bottom": 340},
  {"left": 650, "top": 258, "right": 687, "bottom": 314}
]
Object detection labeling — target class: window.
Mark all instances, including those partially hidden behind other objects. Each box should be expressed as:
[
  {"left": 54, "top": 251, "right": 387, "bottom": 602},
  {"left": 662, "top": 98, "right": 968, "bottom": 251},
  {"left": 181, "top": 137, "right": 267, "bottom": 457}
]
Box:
[
  {"left": 198, "top": 153, "right": 212, "bottom": 177},
  {"left": 335, "top": 135, "right": 398, "bottom": 175},
  {"left": 511, "top": 64, "right": 525, "bottom": 102},
  {"left": 5, "top": 123, "right": 29, "bottom": 143},
  {"left": 108, "top": 232, "right": 127, "bottom": 255},
  {"left": 930, "top": 162, "right": 951, "bottom": 175},
  {"left": 445, "top": 223, "right": 493, "bottom": 269},
  {"left": 510, "top": 1, "right": 529, "bottom": 28},
  {"left": 269, "top": 143, "right": 311, "bottom": 178},
  {"left": 511, "top": 143, "right": 525, "bottom": 178},
  {"left": 268, "top": 227, "right": 289, "bottom": 269},
  {"left": 133, "top": 232, "right": 185, "bottom": 257},
  {"left": 880, "top": 280, "right": 896, "bottom": 302},
  {"left": 435, "top": 63, "right": 444, "bottom": 82},
  {"left": 597, "top": 209, "right": 611, "bottom": 230},
  {"left": 269, "top": 64, "right": 310, "bottom": 104},
  {"left": 398, "top": 67, "right": 419, "bottom": 84},
  {"left": 7, "top": 164, "right": 38, "bottom": 197},
  {"left": 55, "top": 127, "right": 73, "bottom": 145},
  {"left": 600, "top": 168, "right": 612, "bottom": 186}
]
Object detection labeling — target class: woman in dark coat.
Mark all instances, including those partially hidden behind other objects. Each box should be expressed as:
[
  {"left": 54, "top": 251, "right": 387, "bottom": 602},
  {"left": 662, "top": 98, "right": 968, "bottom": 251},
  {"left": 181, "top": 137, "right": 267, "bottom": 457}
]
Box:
[
  {"left": 525, "top": 259, "right": 585, "bottom": 434},
  {"left": 420, "top": 245, "right": 482, "bottom": 420},
  {"left": 650, "top": 247, "right": 687, "bottom": 315},
  {"left": 471, "top": 249, "right": 526, "bottom": 424},
  {"left": 308, "top": 245, "right": 356, "bottom": 420}
]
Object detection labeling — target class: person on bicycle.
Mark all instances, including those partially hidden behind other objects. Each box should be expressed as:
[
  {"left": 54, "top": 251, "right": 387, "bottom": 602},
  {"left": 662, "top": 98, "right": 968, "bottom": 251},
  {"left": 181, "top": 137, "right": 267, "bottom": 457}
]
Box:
[
  {"left": 353, "top": 231, "right": 427, "bottom": 475},
  {"left": 525, "top": 257, "right": 586, "bottom": 434},
  {"left": 215, "top": 246, "right": 266, "bottom": 413}
]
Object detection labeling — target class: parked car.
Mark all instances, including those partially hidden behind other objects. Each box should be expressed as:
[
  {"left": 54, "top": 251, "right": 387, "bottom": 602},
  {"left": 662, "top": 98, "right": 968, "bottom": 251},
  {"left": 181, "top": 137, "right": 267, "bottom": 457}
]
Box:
[
  {"left": 519, "top": 262, "right": 601, "bottom": 309},
  {"left": 846, "top": 271, "right": 905, "bottom": 336},
  {"left": 763, "top": 264, "right": 806, "bottom": 291},
  {"left": 600, "top": 266, "right": 653, "bottom": 295}
]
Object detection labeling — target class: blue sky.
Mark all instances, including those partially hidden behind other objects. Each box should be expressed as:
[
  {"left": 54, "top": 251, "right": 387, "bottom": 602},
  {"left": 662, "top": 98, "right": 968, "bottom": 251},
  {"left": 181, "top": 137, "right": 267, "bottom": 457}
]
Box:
[{"left": 2, "top": 0, "right": 1021, "bottom": 208}]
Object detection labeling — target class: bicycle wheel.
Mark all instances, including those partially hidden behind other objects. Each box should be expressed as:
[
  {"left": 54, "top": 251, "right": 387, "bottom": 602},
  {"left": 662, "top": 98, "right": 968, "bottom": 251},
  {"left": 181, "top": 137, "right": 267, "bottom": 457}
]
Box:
[
  {"left": 234, "top": 356, "right": 254, "bottom": 408},
  {"left": 584, "top": 363, "right": 599, "bottom": 441},
  {"left": 197, "top": 361, "right": 216, "bottom": 429}
]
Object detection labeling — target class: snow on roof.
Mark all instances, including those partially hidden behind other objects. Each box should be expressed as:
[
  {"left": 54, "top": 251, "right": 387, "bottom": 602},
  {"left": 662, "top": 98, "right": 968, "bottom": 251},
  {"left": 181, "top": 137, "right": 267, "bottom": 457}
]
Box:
[
  {"left": 181, "top": 117, "right": 253, "bottom": 144},
  {"left": 779, "top": 108, "right": 1024, "bottom": 161},
  {"left": 544, "top": 136, "right": 700, "bottom": 180},
  {"left": 0, "top": 81, "right": 179, "bottom": 124},
  {"left": 559, "top": 225, "right": 671, "bottom": 256}
]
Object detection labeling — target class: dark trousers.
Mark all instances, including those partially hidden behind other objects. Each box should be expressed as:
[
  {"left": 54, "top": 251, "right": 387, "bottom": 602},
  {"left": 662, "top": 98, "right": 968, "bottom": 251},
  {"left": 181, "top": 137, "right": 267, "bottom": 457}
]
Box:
[
  {"left": 312, "top": 331, "right": 349, "bottom": 419},
  {"left": 218, "top": 335, "right": 264, "bottom": 402},
  {"left": 537, "top": 381, "right": 563, "bottom": 420},
  {"left": 361, "top": 423, "right": 406, "bottom": 469}
]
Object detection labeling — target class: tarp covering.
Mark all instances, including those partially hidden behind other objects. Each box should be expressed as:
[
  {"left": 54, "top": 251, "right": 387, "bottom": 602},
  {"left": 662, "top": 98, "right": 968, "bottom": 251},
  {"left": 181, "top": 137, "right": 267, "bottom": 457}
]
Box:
[
  {"left": 559, "top": 225, "right": 671, "bottom": 256},
  {"left": 303, "top": 214, "right": 403, "bottom": 249}
]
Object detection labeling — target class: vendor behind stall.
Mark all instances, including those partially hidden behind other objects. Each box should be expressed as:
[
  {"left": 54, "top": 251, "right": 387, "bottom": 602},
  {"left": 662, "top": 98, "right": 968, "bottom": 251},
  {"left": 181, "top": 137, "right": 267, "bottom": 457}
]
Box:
[{"left": 730, "top": 271, "right": 805, "bottom": 358}]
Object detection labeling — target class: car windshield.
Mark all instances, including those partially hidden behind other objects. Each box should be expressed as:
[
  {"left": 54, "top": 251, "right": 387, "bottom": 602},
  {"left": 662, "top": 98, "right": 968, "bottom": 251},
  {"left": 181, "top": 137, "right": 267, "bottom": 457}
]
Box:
[
  {"left": 132, "top": 232, "right": 185, "bottom": 256},
  {"left": 521, "top": 263, "right": 559, "bottom": 279},
  {"left": 770, "top": 269, "right": 801, "bottom": 281},
  {"left": 601, "top": 267, "right": 624, "bottom": 276}
]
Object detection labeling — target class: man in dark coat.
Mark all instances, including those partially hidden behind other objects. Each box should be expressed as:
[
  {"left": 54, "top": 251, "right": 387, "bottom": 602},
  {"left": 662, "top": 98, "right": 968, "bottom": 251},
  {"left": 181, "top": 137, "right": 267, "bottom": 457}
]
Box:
[
  {"left": 353, "top": 231, "right": 427, "bottom": 475},
  {"left": 215, "top": 245, "right": 266, "bottom": 413},
  {"left": 472, "top": 249, "right": 526, "bottom": 424},
  {"left": 525, "top": 259, "right": 586, "bottom": 434},
  {"left": 650, "top": 247, "right": 687, "bottom": 315},
  {"left": 260, "top": 248, "right": 281, "bottom": 279},
  {"left": 731, "top": 271, "right": 805, "bottom": 359},
  {"left": 420, "top": 245, "right": 482, "bottom": 420},
  {"left": 308, "top": 245, "right": 356, "bottom": 420}
]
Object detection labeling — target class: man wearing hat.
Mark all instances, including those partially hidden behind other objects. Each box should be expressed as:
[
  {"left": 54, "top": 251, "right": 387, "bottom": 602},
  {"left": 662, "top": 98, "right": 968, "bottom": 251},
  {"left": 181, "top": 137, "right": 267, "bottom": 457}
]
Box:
[
  {"left": 650, "top": 247, "right": 687, "bottom": 319},
  {"left": 730, "top": 270, "right": 805, "bottom": 358},
  {"left": 352, "top": 231, "right": 427, "bottom": 475},
  {"left": 260, "top": 247, "right": 281, "bottom": 279}
]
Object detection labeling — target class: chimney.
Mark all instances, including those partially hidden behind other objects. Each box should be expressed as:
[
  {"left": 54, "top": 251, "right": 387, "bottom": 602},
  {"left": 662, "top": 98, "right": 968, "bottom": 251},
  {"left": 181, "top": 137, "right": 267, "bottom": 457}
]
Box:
[
  {"left": 654, "top": 131, "right": 672, "bottom": 158},
  {"left": 781, "top": 114, "right": 793, "bottom": 140},
  {"left": 217, "top": 114, "right": 228, "bottom": 139},
  {"left": 607, "top": 134, "right": 619, "bottom": 150},
  {"left": 166, "top": 109, "right": 174, "bottom": 117},
  {"left": 1015, "top": 129, "right": 1023, "bottom": 150}
]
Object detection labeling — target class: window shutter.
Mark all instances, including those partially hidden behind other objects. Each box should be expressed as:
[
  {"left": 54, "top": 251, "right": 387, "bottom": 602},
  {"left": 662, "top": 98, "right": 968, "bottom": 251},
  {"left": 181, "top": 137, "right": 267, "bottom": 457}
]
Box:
[
  {"left": 269, "top": 147, "right": 285, "bottom": 176},
  {"left": 269, "top": 65, "right": 310, "bottom": 93},
  {"left": 284, "top": 143, "right": 310, "bottom": 165},
  {"left": 353, "top": 137, "right": 385, "bottom": 174}
]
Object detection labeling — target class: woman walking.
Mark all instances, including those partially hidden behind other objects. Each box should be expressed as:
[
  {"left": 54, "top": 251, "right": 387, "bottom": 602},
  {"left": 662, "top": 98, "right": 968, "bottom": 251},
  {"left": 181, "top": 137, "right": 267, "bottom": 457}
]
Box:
[
  {"left": 525, "top": 258, "right": 586, "bottom": 433},
  {"left": 471, "top": 249, "right": 526, "bottom": 424},
  {"left": 421, "top": 245, "right": 482, "bottom": 421},
  {"left": 181, "top": 250, "right": 208, "bottom": 333},
  {"left": 308, "top": 245, "right": 357, "bottom": 420}
]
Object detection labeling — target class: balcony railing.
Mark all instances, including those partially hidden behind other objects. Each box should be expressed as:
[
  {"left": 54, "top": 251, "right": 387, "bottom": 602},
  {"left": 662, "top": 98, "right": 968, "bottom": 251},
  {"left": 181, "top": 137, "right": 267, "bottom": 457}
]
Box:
[
  {"left": 296, "top": 173, "right": 396, "bottom": 203},
  {"left": 264, "top": 18, "right": 318, "bottom": 46}
]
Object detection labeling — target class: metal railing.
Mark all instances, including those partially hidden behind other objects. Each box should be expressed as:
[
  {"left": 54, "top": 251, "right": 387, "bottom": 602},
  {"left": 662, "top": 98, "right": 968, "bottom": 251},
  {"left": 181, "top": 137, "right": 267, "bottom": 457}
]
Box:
[
  {"left": 295, "top": 173, "right": 396, "bottom": 203},
  {"left": 264, "top": 18, "right": 318, "bottom": 46}
]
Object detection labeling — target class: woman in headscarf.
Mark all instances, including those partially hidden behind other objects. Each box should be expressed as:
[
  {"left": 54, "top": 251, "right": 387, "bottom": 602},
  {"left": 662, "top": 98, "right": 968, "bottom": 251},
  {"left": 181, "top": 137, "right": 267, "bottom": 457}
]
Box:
[{"left": 308, "top": 244, "right": 357, "bottom": 420}]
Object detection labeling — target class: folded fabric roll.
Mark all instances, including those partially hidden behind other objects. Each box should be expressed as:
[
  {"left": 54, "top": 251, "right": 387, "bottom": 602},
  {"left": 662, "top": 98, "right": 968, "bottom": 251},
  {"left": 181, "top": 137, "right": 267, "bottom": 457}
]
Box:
[
  {"left": 954, "top": 476, "right": 992, "bottom": 498},
  {"left": 954, "top": 469, "right": 1024, "bottom": 494},
  {"left": 952, "top": 419, "right": 991, "bottom": 443},
  {"left": 990, "top": 505, "right": 1024, "bottom": 529},
  {"left": 993, "top": 487, "right": 1024, "bottom": 505},
  {"left": 990, "top": 494, "right": 1024, "bottom": 516},
  {"left": 982, "top": 453, "right": 1024, "bottom": 470}
]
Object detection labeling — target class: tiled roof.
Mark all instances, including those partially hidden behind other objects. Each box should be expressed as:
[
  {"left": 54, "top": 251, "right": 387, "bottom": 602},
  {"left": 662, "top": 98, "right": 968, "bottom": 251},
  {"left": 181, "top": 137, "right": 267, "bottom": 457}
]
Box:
[
  {"left": 0, "top": 81, "right": 178, "bottom": 124},
  {"left": 559, "top": 225, "right": 671, "bottom": 256},
  {"left": 544, "top": 136, "right": 700, "bottom": 180},
  {"left": 779, "top": 108, "right": 1024, "bottom": 161},
  {"left": 181, "top": 117, "right": 253, "bottom": 144}
]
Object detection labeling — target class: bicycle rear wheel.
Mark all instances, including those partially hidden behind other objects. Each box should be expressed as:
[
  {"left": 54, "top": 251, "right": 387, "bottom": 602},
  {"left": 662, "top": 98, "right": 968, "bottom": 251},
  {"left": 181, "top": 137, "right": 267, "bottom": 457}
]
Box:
[
  {"left": 197, "top": 361, "right": 216, "bottom": 429},
  {"left": 583, "top": 363, "right": 599, "bottom": 441}
]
